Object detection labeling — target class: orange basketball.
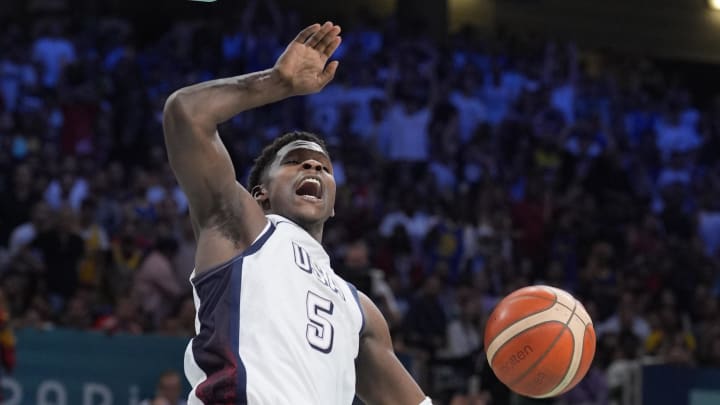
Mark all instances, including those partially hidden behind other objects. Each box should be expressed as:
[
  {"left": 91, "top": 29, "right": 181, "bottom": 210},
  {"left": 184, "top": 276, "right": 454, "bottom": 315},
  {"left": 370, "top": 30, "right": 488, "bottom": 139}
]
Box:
[{"left": 484, "top": 285, "right": 596, "bottom": 398}]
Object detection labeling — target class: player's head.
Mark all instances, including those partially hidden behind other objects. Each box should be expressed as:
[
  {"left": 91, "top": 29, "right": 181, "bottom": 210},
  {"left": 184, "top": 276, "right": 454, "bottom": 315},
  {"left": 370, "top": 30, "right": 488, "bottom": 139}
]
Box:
[
  {"left": 248, "top": 131, "right": 335, "bottom": 230},
  {"left": 156, "top": 370, "right": 182, "bottom": 403}
]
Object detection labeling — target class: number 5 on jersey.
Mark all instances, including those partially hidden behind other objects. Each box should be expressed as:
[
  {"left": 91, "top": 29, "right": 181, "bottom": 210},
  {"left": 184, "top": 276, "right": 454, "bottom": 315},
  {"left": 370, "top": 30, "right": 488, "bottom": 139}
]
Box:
[{"left": 306, "top": 291, "right": 334, "bottom": 353}]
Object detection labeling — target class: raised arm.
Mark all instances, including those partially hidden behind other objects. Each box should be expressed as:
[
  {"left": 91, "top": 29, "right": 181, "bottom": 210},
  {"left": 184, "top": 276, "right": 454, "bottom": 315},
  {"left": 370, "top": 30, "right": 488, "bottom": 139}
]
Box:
[
  {"left": 162, "top": 22, "right": 341, "bottom": 271},
  {"left": 356, "top": 292, "right": 429, "bottom": 405}
]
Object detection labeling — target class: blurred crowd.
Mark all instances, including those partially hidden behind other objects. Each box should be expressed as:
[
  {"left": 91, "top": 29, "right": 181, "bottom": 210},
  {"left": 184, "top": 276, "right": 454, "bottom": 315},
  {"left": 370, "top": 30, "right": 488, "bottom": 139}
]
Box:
[{"left": 1, "top": 0, "right": 720, "bottom": 404}]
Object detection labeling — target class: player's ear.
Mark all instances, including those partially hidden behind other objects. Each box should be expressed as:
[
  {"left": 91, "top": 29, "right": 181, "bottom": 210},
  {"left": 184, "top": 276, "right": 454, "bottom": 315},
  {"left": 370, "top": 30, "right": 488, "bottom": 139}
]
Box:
[
  {"left": 252, "top": 185, "right": 270, "bottom": 210},
  {"left": 251, "top": 185, "right": 262, "bottom": 199}
]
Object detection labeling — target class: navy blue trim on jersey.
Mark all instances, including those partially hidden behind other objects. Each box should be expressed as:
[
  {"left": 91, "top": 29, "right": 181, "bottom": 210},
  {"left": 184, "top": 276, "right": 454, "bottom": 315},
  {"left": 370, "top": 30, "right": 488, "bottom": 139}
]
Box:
[
  {"left": 229, "top": 257, "right": 245, "bottom": 403},
  {"left": 273, "top": 218, "right": 298, "bottom": 228},
  {"left": 192, "top": 221, "right": 275, "bottom": 284},
  {"left": 190, "top": 222, "right": 275, "bottom": 404},
  {"left": 346, "top": 282, "right": 366, "bottom": 336},
  {"left": 272, "top": 216, "right": 319, "bottom": 243}
]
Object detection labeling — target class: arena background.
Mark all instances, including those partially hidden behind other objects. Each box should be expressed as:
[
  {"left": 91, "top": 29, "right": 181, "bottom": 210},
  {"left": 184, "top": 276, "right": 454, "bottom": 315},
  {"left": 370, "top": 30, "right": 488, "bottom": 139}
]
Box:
[{"left": 1, "top": 0, "right": 720, "bottom": 404}]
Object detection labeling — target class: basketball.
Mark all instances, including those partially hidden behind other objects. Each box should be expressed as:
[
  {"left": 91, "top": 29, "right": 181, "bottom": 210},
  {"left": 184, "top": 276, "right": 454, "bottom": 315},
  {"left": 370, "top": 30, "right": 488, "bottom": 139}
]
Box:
[{"left": 484, "top": 285, "right": 596, "bottom": 398}]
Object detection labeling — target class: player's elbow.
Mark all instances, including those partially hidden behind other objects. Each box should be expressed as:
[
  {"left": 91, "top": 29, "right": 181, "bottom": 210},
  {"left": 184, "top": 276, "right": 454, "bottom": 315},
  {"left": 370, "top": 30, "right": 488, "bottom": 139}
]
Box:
[
  {"left": 164, "top": 89, "right": 217, "bottom": 137},
  {"left": 163, "top": 90, "right": 193, "bottom": 126},
  {"left": 163, "top": 90, "right": 207, "bottom": 138}
]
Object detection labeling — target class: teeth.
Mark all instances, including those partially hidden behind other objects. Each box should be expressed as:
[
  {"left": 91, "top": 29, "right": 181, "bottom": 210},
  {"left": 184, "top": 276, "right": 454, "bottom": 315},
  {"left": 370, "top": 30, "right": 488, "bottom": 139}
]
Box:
[
  {"left": 301, "top": 178, "right": 321, "bottom": 186},
  {"left": 297, "top": 177, "right": 322, "bottom": 200}
]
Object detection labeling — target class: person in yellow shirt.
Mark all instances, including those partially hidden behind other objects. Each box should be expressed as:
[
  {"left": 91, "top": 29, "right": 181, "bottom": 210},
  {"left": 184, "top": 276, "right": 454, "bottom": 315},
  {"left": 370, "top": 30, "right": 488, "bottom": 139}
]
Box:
[
  {"left": 645, "top": 306, "right": 696, "bottom": 365},
  {"left": 78, "top": 198, "right": 110, "bottom": 286}
]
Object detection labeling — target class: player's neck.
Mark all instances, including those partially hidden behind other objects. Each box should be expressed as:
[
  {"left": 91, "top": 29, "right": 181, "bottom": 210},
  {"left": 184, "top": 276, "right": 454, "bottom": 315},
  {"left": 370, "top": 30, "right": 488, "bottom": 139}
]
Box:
[
  {"left": 293, "top": 218, "right": 324, "bottom": 242},
  {"left": 274, "top": 213, "right": 324, "bottom": 242},
  {"left": 304, "top": 223, "right": 324, "bottom": 242}
]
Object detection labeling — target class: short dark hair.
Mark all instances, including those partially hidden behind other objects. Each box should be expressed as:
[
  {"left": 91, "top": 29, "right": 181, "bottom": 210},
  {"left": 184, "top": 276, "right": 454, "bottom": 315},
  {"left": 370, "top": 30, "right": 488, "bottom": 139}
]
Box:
[
  {"left": 155, "top": 236, "right": 179, "bottom": 256},
  {"left": 247, "top": 131, "right": 329, "bottom": 189}
]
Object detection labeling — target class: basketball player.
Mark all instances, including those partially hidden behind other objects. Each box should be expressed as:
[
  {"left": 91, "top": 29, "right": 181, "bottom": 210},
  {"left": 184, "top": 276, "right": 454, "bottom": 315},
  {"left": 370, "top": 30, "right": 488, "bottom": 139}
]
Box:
[{"left": 163, "top": 22, "right": 432, "bottom": 404}]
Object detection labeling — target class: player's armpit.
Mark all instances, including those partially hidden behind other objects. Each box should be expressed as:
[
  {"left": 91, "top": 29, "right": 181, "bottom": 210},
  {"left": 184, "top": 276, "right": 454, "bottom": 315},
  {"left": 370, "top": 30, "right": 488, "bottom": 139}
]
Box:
[
  {"left": 355, "top": 292, "right": 427, "bottom": 405},
  {"left": 163, "top": 92, "right": 267, "bottom": 252}
]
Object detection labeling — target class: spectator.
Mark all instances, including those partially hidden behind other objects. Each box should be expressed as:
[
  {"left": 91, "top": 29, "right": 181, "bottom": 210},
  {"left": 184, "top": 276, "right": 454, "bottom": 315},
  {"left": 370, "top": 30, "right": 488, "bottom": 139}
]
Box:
[
  {"left": 1, "top": 165, "right": 42, "bottom": 247},
  {"left": 32, "top": 206, "right": 85, "bottom": 311},
  {"left": 596, "top": 291, "right": 651, "bottom": 342},
  {"left": 697, "top": 192, "right": 720, "bottom": 257},
  {"left": 352, "top": 97, "right": 392, "bottom": 155},
  {"left": 703, "top": 333, "right": 720, "bottom": 368},
  {"left": 0, "top": 289, "right": 16, "bottom": 379},
  {"left": 645, "top": 305, "right": 697, "bottom": 365},
  {"left": 386, "top": 87, "right": 432, "bottom": 162},
  {"left": 93, "top": 295, "right": 143, "bottom": 335},
  {"left": 107, "top": 229, "right": 141, "bottom": 292},
  {"left": 654, "top": 101, "right": 702, "bottom": 161},
  {"left": 31, "top": 20, "right": 76, "bottom": 89},
  {"left": 131, "top": 236, "right": 182, "bottom": 328},
  {"left": 77, "top": 198, "right": 110, "bottom": 287},
  {"left": 437, "top": 295, "right": 482, "bottom": 369},
  {"left": 43, "top": 166, "right": 88, "bottom": 210},
  {"left": 449, "top": 69, "right": 487, "bottom": 142},
  {"left": 7, "top": 201, "right": 50, "bottom": 257},
  {"left": 140, "top": 370, "right": 186, "bottom": 405},
  {"left": 59, "top": 292, "right": 93, "bottom": 329},
  {"left": 173, "top": 217, "right": 197, "bottom": 295},
  {"left": 337, "top": 239, "right": 402, "bottom": 327},
  {"left": 559, "top": 364, "right": 608, "bottom": 405},
  {"left": 403, "top": 275, "right": 448, "bottom": 387},
  {"left": 0, "top": 44, "right": 38, "bottom": 113}
]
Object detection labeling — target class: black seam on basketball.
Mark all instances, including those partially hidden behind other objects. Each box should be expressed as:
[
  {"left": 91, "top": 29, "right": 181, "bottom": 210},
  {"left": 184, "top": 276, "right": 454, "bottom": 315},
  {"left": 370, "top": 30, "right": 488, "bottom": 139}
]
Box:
[
  {"left": 486, "top": 293, "right": 558, "bottom": 361},
  {"left": 573, "top": 311, "right": 591, "bottom": 328},
  {"left": 570, "top": 307, "right": 591, "bottom": 327},
  {"left": 488, "top": 320, "right": 565, "bottom": 367},
  {"left": 545, "top": 302, "right": 579, "bottom": 395},
  {"left": 504, "top": 294, "right": 556, "bottom": 303},
  {"left": 530, "top": 288, "right": 572, "bottom": 312},
  {"left": 565, "top": 301, "right": 577, "bottom": 325},
  {"left": 508, "top": 301, "right": 578, "bottom": 388},
  {"left": 554, "top": 301, "right": 574, "bottom": 313},
  {"left": 504, "top": 293, "right": 577, "bottom": 314}
]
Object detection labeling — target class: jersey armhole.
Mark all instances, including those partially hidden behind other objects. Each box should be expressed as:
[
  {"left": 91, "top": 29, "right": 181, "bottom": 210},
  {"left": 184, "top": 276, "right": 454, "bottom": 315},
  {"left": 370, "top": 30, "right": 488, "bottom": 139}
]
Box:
[
  {"left": 346, "top": 282, "right": 366, "bottom": 336},
  {"left": 191, "top": 221, "right": 275, "bottom": 286}
]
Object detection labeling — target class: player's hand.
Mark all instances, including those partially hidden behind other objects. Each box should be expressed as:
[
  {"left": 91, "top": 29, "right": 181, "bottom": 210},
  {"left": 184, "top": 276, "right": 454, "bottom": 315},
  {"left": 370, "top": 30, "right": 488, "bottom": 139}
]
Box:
[{"left": 273, "top": 22, "right": 341, "bottom": 96}]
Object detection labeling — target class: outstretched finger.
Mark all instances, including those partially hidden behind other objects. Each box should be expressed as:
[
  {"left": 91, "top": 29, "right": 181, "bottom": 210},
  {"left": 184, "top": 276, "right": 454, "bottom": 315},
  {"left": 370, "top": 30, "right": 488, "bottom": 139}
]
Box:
[
  {"left": 318, "top": 26, "right": 341, "bottom": 53},
  {"left": 323, "top": 36, "right": 342, "bottom": 57},
  {"left": 295, "top": 23, "right": 321, "bottom": 44},
  {"left": 306, "top": 22, "right": 333, "bottom": 48},
  {"left": 320, "top": 60, "right": 339, "bottom": 85}
]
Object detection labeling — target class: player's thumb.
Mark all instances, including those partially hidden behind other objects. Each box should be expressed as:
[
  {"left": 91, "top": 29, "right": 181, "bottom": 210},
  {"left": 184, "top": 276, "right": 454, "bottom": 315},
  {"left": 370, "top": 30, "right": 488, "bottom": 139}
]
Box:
[{"left": 321, "top": 61, "right": 339, "bottom": 84}]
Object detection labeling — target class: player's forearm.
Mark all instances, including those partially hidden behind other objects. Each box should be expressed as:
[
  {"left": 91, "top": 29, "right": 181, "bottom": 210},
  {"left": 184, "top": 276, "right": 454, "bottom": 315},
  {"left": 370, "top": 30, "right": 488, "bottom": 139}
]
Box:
[{"left": 164, "top": 68, "right": 292, "bottom": 133}]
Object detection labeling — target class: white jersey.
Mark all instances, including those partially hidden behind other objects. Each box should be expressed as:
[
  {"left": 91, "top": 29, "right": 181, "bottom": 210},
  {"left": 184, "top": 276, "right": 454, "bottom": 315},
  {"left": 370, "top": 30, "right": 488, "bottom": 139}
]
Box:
[{"left": 184, "top": 214, "right": 365, "bottom": 405}]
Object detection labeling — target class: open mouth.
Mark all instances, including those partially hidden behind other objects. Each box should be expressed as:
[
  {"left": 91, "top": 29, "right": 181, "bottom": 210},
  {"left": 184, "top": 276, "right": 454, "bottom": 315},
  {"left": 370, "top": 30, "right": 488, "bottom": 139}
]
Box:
[{"left": 295, "top": 177, "right": 323, "bottom": 201}]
